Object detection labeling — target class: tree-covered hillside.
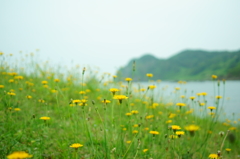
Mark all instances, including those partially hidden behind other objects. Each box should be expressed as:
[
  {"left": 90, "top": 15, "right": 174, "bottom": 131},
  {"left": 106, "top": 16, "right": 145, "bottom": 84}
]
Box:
[{"left": 117, "top": 50, "right": 240, "bottom": 81}]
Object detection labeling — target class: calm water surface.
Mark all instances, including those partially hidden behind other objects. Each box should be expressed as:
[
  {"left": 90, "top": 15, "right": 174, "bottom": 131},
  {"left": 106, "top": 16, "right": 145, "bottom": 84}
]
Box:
[{"left": 135, "top": 80, "right": 240, "bottom": 121}]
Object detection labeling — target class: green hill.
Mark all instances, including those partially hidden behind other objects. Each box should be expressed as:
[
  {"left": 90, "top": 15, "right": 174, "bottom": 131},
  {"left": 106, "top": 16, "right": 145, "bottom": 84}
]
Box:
[{"left": 117, "top": 50, "right": 240, "bottom": 81}]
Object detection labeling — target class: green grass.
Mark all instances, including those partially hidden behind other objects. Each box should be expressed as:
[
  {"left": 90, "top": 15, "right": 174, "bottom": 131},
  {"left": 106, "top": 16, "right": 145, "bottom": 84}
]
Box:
[{"left": 0, "top": 53, "right": 239, "bottom": 159}]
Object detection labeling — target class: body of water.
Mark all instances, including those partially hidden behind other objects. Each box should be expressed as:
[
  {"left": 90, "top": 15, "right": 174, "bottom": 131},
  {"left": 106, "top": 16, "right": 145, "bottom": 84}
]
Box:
[{"left": 135, "top": 80, "right": 240, "bottom": 121}]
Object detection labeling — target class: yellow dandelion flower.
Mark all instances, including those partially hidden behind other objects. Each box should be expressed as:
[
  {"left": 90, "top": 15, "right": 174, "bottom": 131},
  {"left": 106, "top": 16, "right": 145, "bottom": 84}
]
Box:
[
  {"left": 14, "top": 108, "right": 21, "bottom": 111},
  {"left": 132, "top": 130, "right": 138, "bottom": 134},
  {"left": 70, "top": 143, "right": 83, "bottom": 149},
  {"left": 146, "top": 115, "right": 154, "bottom": 119},
  {"left": 131, "top": 110, "right": 139, "bottom": 114},
  {"left": 176, "top": 103, "right": 186, "bottom": 107},
  {"left": 148, "top": 85, "right": 156, "bottom": 89},
  {"left": 144, "top": 127, "right": 149, "bottom": 131},
  {"left": 79, "top": 91, "right": 86, "bottom": 94},
  {"left": 143, "top": 149, "right": 148, "bottom": 153},
  {"left": 189, "top": 96, "right": 195, "bottom": 100},
  {"left": 166, "top": 120, "right": 172, "bottom": 124},
  {"left": 14, "top": 76, "right": 24, "bottom": 80},
  {"left": 208, "top": 153, "right": 218, "bottom": 159},
  {"left": 149, "top": 131, "right": 159, "bottom": 135},
  {"left": 7, "top": 92, "right": 16, "bottom": 96},
  {"left": 208, "top": 106, "right": 216, "bottom": 111},
  {"left": 7, "top": 151, "right": 32, "bottom": 159},
  {"left": 225, "top": 148, "right": 231, "bottom": 152},
  {"left": 9, "top": 79, "right": 14, "bottom": 83},
  {"left": 171, "top": 125, "right": 181, "bottom": 131},
  {"left": 102, "top": 99, "right": 111, "bottom": 104},
  {"left": 122, "top": 128, "right": 127, "bottom": 131},
  {"left": 169, "top": 135, "right": 178, "bottom": 139},
  {"left": 146, "top": 73, "right": 153, "bottom": 77},
  {"left": 125, "top": 112, "right": 132, "bottom": 116},
  {"left": 26, "top": 95, "right": 32, "bottom": 99},
  {"left": 41, "top": 81, "right": 48, "bottom": 85},
  {"left": 168, "top": 113, "right": 176, "bottom": 118},
  {"left": 216, "top": 96, "right": 222, "bottom": 99},
  {"left": 201, "top": 92, "right": 207, "bottom": 96},
  {"left": 109, "top": 88, "right": 119, "bottom": 95},
  {"left": 40, "top": 116, "right": 50, "bottom": 120},
  {"left": 113, "top": 95, "right": 128, "bottom": 104},
  {"left": 211, "top": 75, "right": 217, "bottom": 79},
  {"left": 175, "top": 87, "right": 180, "bottom": 90},
  {"left": 176, "top": 131, "right": 185, "bottom": 137},
  {"left": 125, "top": 77, "right": 132, "bottom": 82},
  {"left": 126, "top": 141, "right": 131, "bottom": 144},
  {"left": 0, "top": 85, "right": 4, "bottom": 88},
  {"left": 113, "top": 75, "right": 117, "bottom": 78},
  {"left": 54, "top": 79, "right": 60, "bottom": 82}
]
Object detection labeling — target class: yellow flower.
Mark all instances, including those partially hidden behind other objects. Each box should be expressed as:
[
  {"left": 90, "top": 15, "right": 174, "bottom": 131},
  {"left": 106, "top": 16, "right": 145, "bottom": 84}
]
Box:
[
  {"left": 225, "top": 148, "right": 231, "bottom": 152},
  {"left": 125, "top": 112, "right": 132, "bottom": 116},
  {"left": 169, "top": 135, "right": 178, "bottom": 139},
  {"left": 143, "top": 149, "right": 148, "bottom": 153},
  {"left": 41, "top": 81, "right": 48, "bottom": 85},
  {"left": 201, "top": 92, "right": 207, "bottom": 96},
  {"left": 0, "top": 85, "right": 4, "bottom": 88},
  {"left": 208, "top": 106, "right": 216, "bottom": 111},
  {"left": 109, "top": 88, "right": 119, "bottom": 95},
  {"left": 216, "top": 96, "right": 222, "bottom": 99},
  {"left": 166, "top": 120, "right": 172, "bottom": 124},
  {"left": 126, "top": 141, "right": 131, "bottom": 144},
  {"left": 185, "top": 125, "right": 199, "bottom": 131},
  {"left": 133, "top": 124, "right": 139, "bottom": 127},
  {"left": 146, "top": 115, "right": 154, "bottom": 119},
  {"left": 185, "top": 124, "right": 199, "bottom": 136},
  {"left": 212, "top": 75, "right": 218, "bottom": 79},
  {"left": 180, "top": 95, "right": 185, "bottom": 98},
  {"left": 51, "top": 89, "right": 57, "bottom": 93},
  {"left": 7, "top": 151, "right": 32, "bottom": 159},
  {"left": 125, "top": 77, "right": 132, "bottom": 82},
  {"left": 14, "top": 76, "right": 24, "bottom": 80},
  {"left": 54, "top": 79, "right": 60, "bottom": 82},
  {"left": 148, "top": 85, "right": 156, "bottom": 89},
  {"left": 176, "top": 103, "right": 186, "bottom": 107},
  {"left": 102, "top": 99, "right": 111, "bottom": 104},
  {"left": 70, "top": 143, "right": 83, "bottom": 149},
  {"left": 9, "top": 79, "right": 14, "bottom": 83},
  {"left": 26, "top": 95, "right": 32, "bottom": 99},
  {"left": 38, "top": 99, "right": 45, "bottom": 103},
  {"left": 149, "top": 131, "right": 159, "bottom": 135},
  {"left": 189, "top": 96, "right": 195, "bottom": 100},
  {"left": 14, "top": 108, "right": 21, "bottom": 111},
  {"left": 175, "top": 87, "right": 180, "bottom": 90},
  {"left": 79, "top": 91, "right": 86, "bottom": 94},
  {"left": 171, "top": 125, "right": 181, "bottom": 131},
  {"left": 40, "top": 116, "right": 50, "bottom": 120},
  {"left": 113, "top": 75, "right": 117, "bottom": 78},
  {"left": 131, "top": 110, "right": 139, "bottom": 114},
  {"left": 168, "top": 113, "right": 176, "bottom": 118},
  {"left": 7, "top": 92, "right": 16, "bottom": 96},
  {"left": 176, "top": 131, "right": 185, "bottom": 137},
  {"left": 146, "top": 73, "right": 153, "bottom": 77},
  {"left": 113, "top": 95, "right": 128, "bottom": 104},
  {"left": 132, "top": 130, "right": 138, "bottom": 134},
  {"left": 140, "top": 88, "right": 146, "bottom": 92},
  {"left": 208, "top": 153, "right": 218, "bottom": 159}
]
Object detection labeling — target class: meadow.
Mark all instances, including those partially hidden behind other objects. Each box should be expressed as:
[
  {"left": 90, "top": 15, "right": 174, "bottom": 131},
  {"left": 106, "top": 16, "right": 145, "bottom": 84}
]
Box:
[{"left": 0, "top": 52, "right": 239, "bottom": 159}]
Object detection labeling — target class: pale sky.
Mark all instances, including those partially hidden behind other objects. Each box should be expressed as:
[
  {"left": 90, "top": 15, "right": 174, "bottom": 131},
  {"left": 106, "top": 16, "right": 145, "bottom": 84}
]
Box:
[{"left": 1, "top": 0, "right": 240, "bottom": 75}]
